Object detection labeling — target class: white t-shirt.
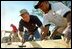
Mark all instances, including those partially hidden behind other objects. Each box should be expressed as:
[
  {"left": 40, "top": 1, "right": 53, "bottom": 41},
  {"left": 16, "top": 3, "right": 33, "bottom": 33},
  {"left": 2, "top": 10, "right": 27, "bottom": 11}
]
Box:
[{"left": 43, "top": 2, "right": 71, "bottom": 27}]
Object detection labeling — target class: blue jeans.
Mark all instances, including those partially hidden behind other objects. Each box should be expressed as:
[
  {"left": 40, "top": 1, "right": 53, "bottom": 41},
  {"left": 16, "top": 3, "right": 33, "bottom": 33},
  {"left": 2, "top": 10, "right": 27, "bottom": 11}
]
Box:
[{"left": 23, "top": 30, "right": 41, "bottom": 41}]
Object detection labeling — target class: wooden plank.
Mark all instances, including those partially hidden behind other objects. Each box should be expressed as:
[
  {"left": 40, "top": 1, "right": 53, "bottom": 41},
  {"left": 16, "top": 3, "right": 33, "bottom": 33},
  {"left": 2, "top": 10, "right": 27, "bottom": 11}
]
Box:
[{"left": 1, "top": 39, "right": 71, "bottom": 48}]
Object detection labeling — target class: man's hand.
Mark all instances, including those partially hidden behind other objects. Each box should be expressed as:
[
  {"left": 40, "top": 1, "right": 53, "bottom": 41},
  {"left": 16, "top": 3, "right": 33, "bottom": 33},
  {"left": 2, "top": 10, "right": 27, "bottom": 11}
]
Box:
[
  {"left": 41, "top": 26, "right": 49, "bottom": 40},
  {"left": 28, "top": 35, "right": 33, "bottom": 41},
  {"left": 18, "top": 31, "right": 25, "bottom": 42}
]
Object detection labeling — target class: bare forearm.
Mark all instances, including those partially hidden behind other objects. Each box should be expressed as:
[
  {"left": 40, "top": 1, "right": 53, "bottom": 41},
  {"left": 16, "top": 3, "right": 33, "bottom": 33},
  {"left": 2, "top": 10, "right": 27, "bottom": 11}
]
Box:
[
  {"left": 40, "top": 25, "right": 44, "bottom": 34},
  {"left": 66, "top": 12, "right": 71, "bottom": 23},
  {"left": 40, "top": 25, "right": 49, "bottom": 33},
  {"left": 40, "top": 25, "right": 49, "bottom": 39},
  {"left": 18, "top": 31, "right": 23, "bottom": 41}
]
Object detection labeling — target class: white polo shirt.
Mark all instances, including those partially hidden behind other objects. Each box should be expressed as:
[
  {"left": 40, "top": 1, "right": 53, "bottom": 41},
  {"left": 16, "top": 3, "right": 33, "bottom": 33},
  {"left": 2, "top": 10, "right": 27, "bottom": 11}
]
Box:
[{"left": 43, "top": 2, "right": 71, "bottom": 27}]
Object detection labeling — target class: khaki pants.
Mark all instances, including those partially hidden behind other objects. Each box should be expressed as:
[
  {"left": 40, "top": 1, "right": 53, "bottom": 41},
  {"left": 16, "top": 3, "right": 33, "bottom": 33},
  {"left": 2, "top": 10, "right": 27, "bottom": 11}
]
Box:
[{"left": 50, "top": 26, "right": 66, "bottom": 39}]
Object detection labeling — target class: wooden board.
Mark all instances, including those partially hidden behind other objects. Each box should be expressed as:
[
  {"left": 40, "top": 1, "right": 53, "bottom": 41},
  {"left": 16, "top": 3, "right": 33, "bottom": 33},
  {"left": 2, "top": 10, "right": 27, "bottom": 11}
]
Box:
[{"left": 1, "top": 39, "right": 71, "bottom": 48}]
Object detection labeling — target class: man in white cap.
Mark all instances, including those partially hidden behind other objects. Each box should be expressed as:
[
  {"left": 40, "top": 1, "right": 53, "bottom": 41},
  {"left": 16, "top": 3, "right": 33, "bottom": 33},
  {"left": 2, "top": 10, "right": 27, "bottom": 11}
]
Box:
[
  {"left": 34, "top": 1, "right": 71, "bottom": 40},
  {"left": 18, "top": 9, "right": 44, "bottom": 47}
]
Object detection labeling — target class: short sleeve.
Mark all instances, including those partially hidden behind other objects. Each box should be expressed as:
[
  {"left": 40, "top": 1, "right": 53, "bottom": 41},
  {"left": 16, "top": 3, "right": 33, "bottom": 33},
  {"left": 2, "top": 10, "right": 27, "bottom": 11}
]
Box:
[
  {"left": 52, "top": 2, "right": 71, "bottom": 17},
  {"left": 18, "top": 19, "right": 24, "bottom": 32}
]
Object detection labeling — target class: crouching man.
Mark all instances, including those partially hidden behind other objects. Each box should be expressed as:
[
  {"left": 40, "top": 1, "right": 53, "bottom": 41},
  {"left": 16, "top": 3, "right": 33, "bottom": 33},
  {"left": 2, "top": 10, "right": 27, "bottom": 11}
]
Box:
[{"left": 18, "top": 9, "right": 44, "bottom": 47}]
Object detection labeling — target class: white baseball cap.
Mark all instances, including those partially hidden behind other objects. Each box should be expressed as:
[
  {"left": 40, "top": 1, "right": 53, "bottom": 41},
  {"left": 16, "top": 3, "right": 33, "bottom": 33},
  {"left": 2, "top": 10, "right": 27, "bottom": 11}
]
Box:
[{"left": 20, "top": 9, "right": 28, "bottom": 16}]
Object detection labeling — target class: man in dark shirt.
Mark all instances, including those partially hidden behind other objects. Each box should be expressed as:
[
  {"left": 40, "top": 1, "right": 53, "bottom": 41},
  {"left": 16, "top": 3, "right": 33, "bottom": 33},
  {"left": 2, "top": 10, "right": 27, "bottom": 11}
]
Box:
[{"left": 18, "top": 9, "right": 44, "bottom": 46}]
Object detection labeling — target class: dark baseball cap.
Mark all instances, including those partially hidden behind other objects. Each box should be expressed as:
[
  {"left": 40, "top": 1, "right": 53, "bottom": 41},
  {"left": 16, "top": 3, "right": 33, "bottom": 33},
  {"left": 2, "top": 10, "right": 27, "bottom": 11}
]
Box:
[{"left": 34, "top": 1, "right": 45, "bottom": 9}]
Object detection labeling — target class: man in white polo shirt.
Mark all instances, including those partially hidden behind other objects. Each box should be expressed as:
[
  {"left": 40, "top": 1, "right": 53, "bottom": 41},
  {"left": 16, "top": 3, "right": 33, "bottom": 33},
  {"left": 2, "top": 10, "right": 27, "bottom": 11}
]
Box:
[{"left": 34, "top": 1, "right": 71, "bottom": 39}]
